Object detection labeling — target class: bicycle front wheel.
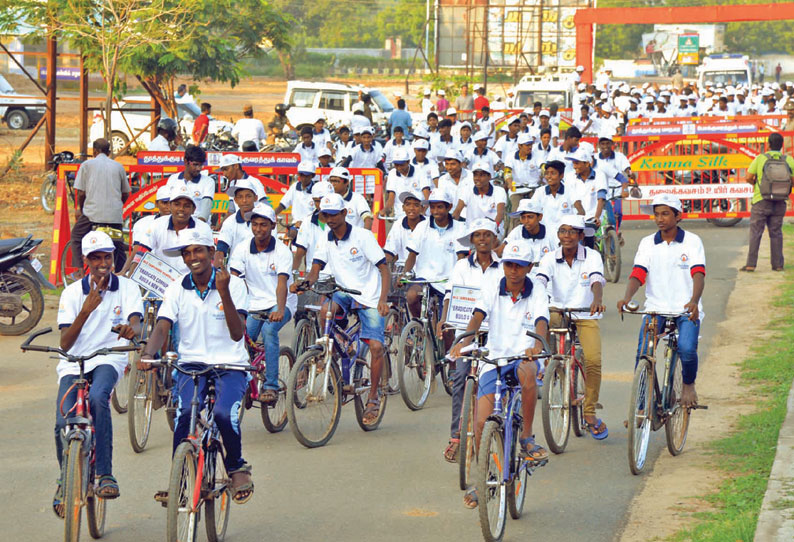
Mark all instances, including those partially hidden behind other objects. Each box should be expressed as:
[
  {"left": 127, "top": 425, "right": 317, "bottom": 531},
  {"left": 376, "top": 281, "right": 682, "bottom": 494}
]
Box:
[
  {"left": 111, "top": 362, "right": 131, "bottom": 413},
  {"left": 477, "top": 420, "right": 507, "bottom": 542},
  {"left": 204, "top": 447, "right": 231, "bottom": 542},
  {"left": 293, "top": 318, "right": 316, "bottom": 359},
  {"left": 458, "top": 377, "right": 477, "bottom": 491},
  {"left": 261, "top": 346, "right": 295, "bottom": 433},
  {"left": 64, "top": 439, "right": 86, "bottom": 542},
  {"left": 628, "top": 357, "right": 654, "bottom": 475},
  {"left": 128, "top": 361, "right": 154, "bottom": 453},
  {"left": 541, "top": 358, "right": 570, "bottom": 454},
  {"left": 167, "top": 442, "right": 199, "bottom": 542},
  {"left": 397, "top": 321, "right": 432, "bottom": 410},
  {"left": 507, "top": 417, "right": 528, "bottom": 520},
  {"left": 665, "top": 349, "right": 690, "bottom": 456},
  {"left": 571, "top": 360, "right": 587, "bottom": 438},
  {"left": 86, "top": 480, "right": 107, "bottom": 539},
  {"left": 384, "top": 308, "right": 402, "bottom": 393},
  {"left": 603, "top": 229, "right": 621, "bottom": 283},
  {"left": 286, "top": 350, "right": 342, "bottom": 448},
  {"left": 353, "top": 350, "right": 389, "bottom": 431}
]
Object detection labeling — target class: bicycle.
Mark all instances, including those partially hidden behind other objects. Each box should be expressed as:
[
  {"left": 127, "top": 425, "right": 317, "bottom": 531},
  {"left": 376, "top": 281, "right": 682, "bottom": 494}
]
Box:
[
  {"left": 589, "top": 187, "right": 621, "bottom": 283},
  {"left": 285, "top": 278, "right": 391, "bottom": 448},
  {"left": 384, "top": 260, "right": 409, "bottom": 395},
  {"left": 396, "top": 276, "right": 453, "bottom": 410},
  {"left": 127, "top": 296, "right": 178, "bottom": 453},
  {"left": 622, "top": 302, "right": 708, "bottom": 475},
  {"left": 153, "top": 354, "right": 257, "bottom": 542},
  {"left": 458, "top": 331, "right": 551, "bottom": 542},
  {"left": 541, "top": 307, "right": 590, "bottom": 454},
  {"left": 21, "top": 327, "right": 139, "bottom": 542},
  {"left": 292, "top": 282, "right": 323, "bottom": 360},
  {"left": 242, "top": 310, "right": 296, "bottom": 433}
]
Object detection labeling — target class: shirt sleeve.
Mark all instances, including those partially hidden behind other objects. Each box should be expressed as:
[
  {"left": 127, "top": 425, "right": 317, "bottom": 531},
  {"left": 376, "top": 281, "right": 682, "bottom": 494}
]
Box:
[
  {"left": 361, "top": 229, "right": 387, "bottom": 266},
  {"left": 313, "top": 236, "right": 329, "bottom": 266},
  {"left": 228, "top": 243, "right": 247, "bottom": 276},
  {"left": 280, "top": 183, "right": 295, "bottom": 209},
  {"left": 216, "top": 216, "right": 235, "bottom": 254},
  {"left": 747, "top": 155, "right": 761, "bottom": 176},
  {"left": 356, "top": 194, "right": 373, "bottom": 218},
  {"left": 294, "top": 220, "right": 311, "bottom": 251},
  {"left": 531, "top": 282, "right": 550, "bottom": 326},
  {"left": 121, "top": 278, "right": 145, "bottom": 321},
  {"left": 405, "top": 222, "right": 424, "bottom": 255},
  {"left": 383, "top": 224, "right": 401, "bottom": 257},
  {"left": 73, "top": 163, "right": 87, "bottom": 191},
  {"left": 534, "top": 252, "right": 553, "bottom": 286},
  {"left": 157, "top": 281, "right": 181, "bottom": 324},
  {"left": 473, "top": 280, "right": 495, "bottom": 319},
  {"left": 385, "top": 171, "right": 398, "bottom": 194},
  {"left": 201, "top": 176, "right": 215, "bottom": 200},
  {"left": 276, "top": 244, "right": 292, "bottom": 276},
  {"left": 689, "top": 234, "right": 706, "bottom": 275},
  {"left": 629, "top": 238, "right": 651, "bottom": 284},
  {"left": 230, "top": 276, "right": 249, "bottom": 316},
  {"left": 119, "top": 164, "right": 131, "bottom": 194},
  {"left": 57, "top": 286, "right": 79, "bottom": 329},
  {"left": 585, "top": 248, "right": 606, "bottom": 285},
  {"left": 495, "top": 186, "right": 507, "bottom": 205}
]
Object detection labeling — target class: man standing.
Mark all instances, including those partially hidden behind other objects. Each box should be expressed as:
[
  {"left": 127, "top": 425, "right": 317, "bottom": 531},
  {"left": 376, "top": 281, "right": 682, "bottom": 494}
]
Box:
[
  {"left": 192, "top": 103, "right": 211, "bottom": 145},
  {"left": 436, "top": 89, "right": 450, "bottom": 116},
  {"left": 388, "top": 99, "right": 413, "bottom": 137},
  {"left": 741, "top": 132, "right": 794, "bottom": 272},
  {"left": 232, "top": 104, "right": 266, "bottom": 151},
  {"left": 455, "top": 83, "right": 475, "bottom": 122},
  {"left": 473, "top": 85, "right": 489, "bottom": 120},
  {"left": 776, "top": 63, "right": 783, "bottom": 84},
  {"left": 70, "top": 138, "right": 130, "bottom": 276}
]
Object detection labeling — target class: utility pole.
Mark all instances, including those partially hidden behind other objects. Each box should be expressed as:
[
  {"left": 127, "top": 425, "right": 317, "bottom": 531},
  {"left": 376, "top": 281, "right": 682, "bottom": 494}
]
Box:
[{"left": 45, "top": 32, "right": 56, "bottom": 164}]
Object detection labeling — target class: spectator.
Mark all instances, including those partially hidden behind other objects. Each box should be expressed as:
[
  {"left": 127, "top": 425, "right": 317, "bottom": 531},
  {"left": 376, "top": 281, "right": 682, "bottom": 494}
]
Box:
[
  {"left": 454, "top": 83, "right": 475, "bottom": 122},
  {"left": 192, "top": 102, "right": 211, "bottom": 144},
  {"left": 232, "top": 104, "right": 266, "bottom": 151},
  {"left": 421, "top": 88, "right": 435, "bottom": 116},
  {"left": 174, "top": 84, "right": 195, "bottom": 105},
  {"left": 388, "top": 99, "right": 413, "bottom": 137},
  {"left": 741, "top": 132, "right": 794, "bottom": 272},
  {"left": 759, "top": 63, "right": 766, "bottom": 84},
  {"left": 70, "top": 138, "right": 131, "bottom": 277},
  {"left": 473, "top": 85, "right": 489, "bottom": 119},
  {"left": 358, "top": 91, "right": 374, "bottom": 123},
  {"left": 776, "top": 63, "right": 783, "bottom": 83},
  {"left": 436, "top": 89, "right": 450, "bottom": 116}
]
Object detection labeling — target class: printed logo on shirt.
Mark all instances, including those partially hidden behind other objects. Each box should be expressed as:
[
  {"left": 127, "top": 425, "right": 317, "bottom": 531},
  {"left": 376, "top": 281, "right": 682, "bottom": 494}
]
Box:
[
  {"left": 216, "top": 301, "right": 224, "bottom": 311},
  {"left": 269, "top": 263, "right": 276, "bottom": 271},
  {"left": 350, "top": 247, "right": 359, "bottom": 256},
  {"left": 680, "top": 254, "right": 688, "bottom": 262},
  {"left": 521, "top": 311, "right": 535, "bottom": 330},
  {"left": 214, "top": 301, "right": 225, "bottom": 320},
  {"left": 541, "top": 247, "right": 550, "bottom": 254},
  {"left": 113, "top": 306, "right": 122, "bottom": 316},
  {"left": 193, "top": 190, "right": 201, "bottom": 197},
  {"left": 580, "top": 272, "right": 588, "bottom": 280},
  {"left": 561, "top": 202, "right": 569, "bottom": 209}
]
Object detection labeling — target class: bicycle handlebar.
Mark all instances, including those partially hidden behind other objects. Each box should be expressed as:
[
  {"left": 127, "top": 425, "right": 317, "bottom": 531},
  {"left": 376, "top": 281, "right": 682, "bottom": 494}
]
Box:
[
  {"left": 550, "top": 307, "right": 593, "bottom": 314},
  {"left": 296, "top": 278, "right": 361, "bottom": 297},
  {"left": 20, "top": 327, "right": 140, "bottom": 360},
  {"left": 150, "top": 358, "right": 256, "bottom": 377}
]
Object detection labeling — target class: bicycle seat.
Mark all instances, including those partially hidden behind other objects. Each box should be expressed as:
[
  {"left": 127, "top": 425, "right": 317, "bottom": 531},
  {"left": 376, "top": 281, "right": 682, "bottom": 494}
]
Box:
[{"left": 0, "top": 236, "right": 30, "bottom": 256}]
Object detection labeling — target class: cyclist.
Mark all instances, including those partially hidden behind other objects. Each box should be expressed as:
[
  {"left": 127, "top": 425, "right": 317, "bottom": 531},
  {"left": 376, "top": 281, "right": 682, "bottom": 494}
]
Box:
[
  {"left": 449, "top": 240, "right": 550, "bottom": 509},
  {"left": 452, "top": 161, "right": 506, "bottom": 232},
  {"left": 294, "top": 126, "right": 319, "bottom": 164},
  {"left": 499, "top": 198, "right": 558, "bottom": 266},
  {"left": 164, "top": 145, "right": 215, "bottom": 222},
  {"left": 383, "top": 191, "right": 426, "bottom": 266},
  {"left": 617, "top": 194, "right": 705, "bottom": 409},
  {"left": 293, "top": 193, "right": 391, "bottom": 424},
  {"left": 121, "top": 185, "right": 171, "bottom": 275},
  {"left": 464, "top": 130, "right": 500, "bottom": 173},
  {"left": 384, "top": 149, "right": 432, "bottom": 218},
  {"left": 383, "top": 125, "right": 410, "bottom": 170},
  {"left": 143, "top": 228, "right": 254, "bottom": 505},
  {"left": 566, "top": 148, "right": 607, "bottom": 249},
  {"left": 334, "top": 126, "right": 354, "bottom": 165},
  {"left": 328, "top": 166, "right": 373, "bottom": 229},
  {"left": 292, "top": 181, "right": 335, "bottom": 276},
  {"left": 229, "top": 203, "right": 296, "bottom": 404},
  {"left": 401, "top": 188, "right": 468, "bottom": 320},
  {"left": 438, "top": 149, "right": 473, "bottom": 211},
  {"left": 503, "top": 132, "right": 544, "bottom": 229},
  {"left": 595, "top": 136, "right": 635, "bottom": 242},
  {"left": 275, "top": 160, "right": 318, "bottom": 228},
  {"left": 529, "top": 160, "right": 584, "bottom": 236},
  {"left": 214, "top": 177, "right": 259, "bottom": 267},
  {"left": 54, "top": 231, "right": 143, "bottom": 514},
  {"left": 217, "top": 153, "right": 267, "bottom": 206},
  {"left": 438, "top": 218, "right": 502, "bottom": 463},
  {"left": 548, "top": 126, "right": 582, "bottom": 177},
  {"left": 493, "top": 117, "right": 521, "bottom": 161},
  {"left": 535, "top": 215, "right": 608, "bottom": 439},
  {"left": 410, "top": 139, "right": 440, "bottom": 189},
  {"left": 345, "top": 126, "right": 385, "bottom": 171}
]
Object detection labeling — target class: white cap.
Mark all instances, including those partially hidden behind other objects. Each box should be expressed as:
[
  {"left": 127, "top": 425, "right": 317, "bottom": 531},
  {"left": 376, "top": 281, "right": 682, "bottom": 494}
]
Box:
[
  {"left": 250, "top": 202, "right": 276, "bottom": 223},
  {"left": 576, "top": 65, "right": 585, "bottom": 72},
  {"left": 460, "top": 121, "right": 472, "bottom": 130},
  {"left": 509, "top": 198, "right": 544, "bottom": 217},
  {"left": 640, "top": 193, "right": 683, "bottom": 214},
  {"left": 578, "top": 83, "right": 587, "bottom": 91},
  {"left": 413, "top": 126, "right": 430, "bottom": 139},
  {"left": 443, "top": 148, "right": 463, "bottom": 162},
  {"left": 310, "top": 181, "right": 334, "bottom": 199},
  {"left": 446, "top": 107, "right": 457, "bottom": 115},
  {"left": 558, "top": 215, "right": 586, "bottom": 231},
  {"left": 392, "top": 148, "right": 411, "bottom": 163},
  {"left": 297, "top": 160, "right": 316, "bottom": 175},
  {"left": 501, "top": 240, "right": 535, "bottom": 266},
  {"left": 471, "top": 160, "right": 493, "bottom": 176},
  {"left": 438, "top": 89, "right": 446, "bottom": 96},
  {"left": 318, "top": 193, "right": 346, "bottom": 215},
  {"left": 227, "top": 177, "right": 259, "bottom": 197},
  {"left": 155, "top": 185, "right": 171, "bottom": 201},
  {"left": 216, "top": 154, "right": 242, "bottom": 170},
  {"left": 425, "top": 188, "right": 453, "bottom": 206},
  {"left": 517, "top": 132, "right": 533, "bottom": 145},
  {"left": 163, "top": 228, "right": 215, "bottom": 257},
  {"left": 539, "top": 109, "right": 550, "bottom": 117},
  {"left": 423, "top": 88, "right": 431, "bottom": 95},
  {"left": 359, "top": 125, "right": 374, "bottom": 135},
  {"left": 412, "top": 138, "right": 430, "bottom": 150},
  {"left": 352, "top": 102, "right": 365, "bottom": 113},
  {"left": 168, "top": 179, "right": 195, "bottom": 204},
  {"left": 328, "top": 166, "right": 352, "bottom": 181},
  {"left": 81, "top": 231, "right": 115, "bottom": 256},
  {"left": 601, "top": 103, "right": 613, "bottom": 113},
  {"left": 317, "top": 146, "right": 332, "bottom": 158},
  {"left": 472, "top": 130, "right": 489, "bottom": 142},
  {"left": 398, "top": 190, "right": 424, "bottom": 204},
  {"left": 564, "top": 147, "right": 592, "bottom": 163},
  {"left": 458, "top": 217, "right": 499, "bottom": 244}
]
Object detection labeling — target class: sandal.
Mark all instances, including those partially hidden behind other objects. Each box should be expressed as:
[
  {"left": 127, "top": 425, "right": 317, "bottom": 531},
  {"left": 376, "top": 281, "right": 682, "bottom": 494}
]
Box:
[
  {"left": 739, "top": 266, "right": 755, "bottom": 272},
  {"left": 362, "top": 397, "right": 381, "bottom": 425},
  {"left": 260, "top": 389, "right": 278, "bottom": 405},
  {"left": 520, "top": 436, "right": 549, "bottom": 463},
  {"left": 463, "top": 487, "right": 479, "bottom": 509},
  {"left": 96, "top": 475, "right": 120, "bottom": 499},
  {"left": 443, "top": 438, "right": 460, "bottom": 463},
  {"left": 230, "top": 464, "right": 254, "bottom": 504},
  {"left": 586, "top": 418, "right": 609, "bottom": 441},
  {"left": 154, "top": 490, "right": 169, "bottom": 507},
  {"left": 53, "top": 480, "right": 65, "bottom": 519}
]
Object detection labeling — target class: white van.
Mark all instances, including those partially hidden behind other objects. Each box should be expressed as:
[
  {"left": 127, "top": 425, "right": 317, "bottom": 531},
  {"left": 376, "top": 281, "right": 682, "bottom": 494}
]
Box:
[
  {"left": 698, "top": 54, "right": 752, "bottom": 88},
  {"left": 509, "top": 74, "right": 574, "bottom": 109},
  {"left": 283, "top": 80, "right": 394, "bottom": 131}
]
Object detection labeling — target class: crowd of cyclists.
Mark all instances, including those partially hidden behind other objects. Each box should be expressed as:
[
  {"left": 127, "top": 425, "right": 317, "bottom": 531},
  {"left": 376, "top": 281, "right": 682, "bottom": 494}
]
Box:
[{"left": 43, "top": 85, "right": 711, "bottom": 540}]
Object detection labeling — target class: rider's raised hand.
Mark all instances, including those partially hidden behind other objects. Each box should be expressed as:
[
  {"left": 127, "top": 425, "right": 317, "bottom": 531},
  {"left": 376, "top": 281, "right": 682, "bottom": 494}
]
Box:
[{"left": 216, "top": 262, "right": 231, "bottom": 293}]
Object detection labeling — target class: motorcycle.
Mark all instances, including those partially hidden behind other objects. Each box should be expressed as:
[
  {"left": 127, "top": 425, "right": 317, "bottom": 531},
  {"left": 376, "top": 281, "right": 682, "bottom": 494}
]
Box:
[
  {"left": 0, "top": 235, "right": 55, "bottom": 336},
  {"left": 201, "top": 125, "right": 239, "bottom": 152},
  {"left": 40, "top": 151, "right": 82, "bottom": 214}
]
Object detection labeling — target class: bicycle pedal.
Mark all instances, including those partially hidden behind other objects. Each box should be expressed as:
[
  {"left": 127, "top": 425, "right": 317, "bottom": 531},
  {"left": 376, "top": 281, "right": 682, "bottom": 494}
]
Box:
[{"left": 596, "top": 403, "right": 603, "bottom": 410}]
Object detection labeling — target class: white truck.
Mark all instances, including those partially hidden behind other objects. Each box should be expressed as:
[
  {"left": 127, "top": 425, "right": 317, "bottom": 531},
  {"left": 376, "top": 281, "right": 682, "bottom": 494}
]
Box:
[
  {"left": 0, "top": 75, "right": 46, "bottom": 130},
  {"left": 698, "top": 54, "right": 752, "bottom": 88},
  {"left": 509, "top": 74, "right": 574, "bottom": 109}
]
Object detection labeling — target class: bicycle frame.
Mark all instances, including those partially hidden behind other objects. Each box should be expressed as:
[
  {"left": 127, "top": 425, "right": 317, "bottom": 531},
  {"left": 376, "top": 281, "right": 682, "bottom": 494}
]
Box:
[
  {"left": 640, "top": 315, "right": 681, "bottom": 428},
  {"left": 489, "top": 368, "right": 524, "bottom": 486},
  {"left": 550, "top": 311, "right": 587, "bottom": 410}
]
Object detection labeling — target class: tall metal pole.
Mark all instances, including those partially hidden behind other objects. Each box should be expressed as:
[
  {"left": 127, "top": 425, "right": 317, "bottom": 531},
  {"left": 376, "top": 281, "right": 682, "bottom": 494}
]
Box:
[
  {"left": 483, "top": 0, "right": 489, "bottom": 91},
  {"left": 45, "top": 33, "right": 56, "bottom": 164},
  {"left": 434, "top": 0, "right": 440, "bottom": 72},
  {"left": 79, "top": 56, "right": 88, "bottom": 159},
  {"left": 425, "top": 0, "right": 431, "bottom": 69}
]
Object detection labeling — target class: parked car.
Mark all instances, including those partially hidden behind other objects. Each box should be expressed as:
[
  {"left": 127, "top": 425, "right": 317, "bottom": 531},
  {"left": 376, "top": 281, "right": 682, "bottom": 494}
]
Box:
[
  {"left": 284, "top": 80, "right": 394, "bottom": 132},
  {"left": 0, "top": 75, "right": 46, "bottom": 130},
  {"left": 88, "top": 95, "right": 233, "bottom": 154}
]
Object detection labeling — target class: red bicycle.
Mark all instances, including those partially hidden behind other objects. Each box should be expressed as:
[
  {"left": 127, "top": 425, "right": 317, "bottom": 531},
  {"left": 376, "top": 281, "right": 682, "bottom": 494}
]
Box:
[{"left": 21, "top": 327, "right": 139, "bottom": 542}]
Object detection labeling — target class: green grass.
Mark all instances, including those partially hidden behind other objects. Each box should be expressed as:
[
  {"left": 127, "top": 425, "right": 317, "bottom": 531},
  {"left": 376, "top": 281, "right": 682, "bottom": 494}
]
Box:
[{"left": 669, "top": 225, "right": 794, "bottom": 542}]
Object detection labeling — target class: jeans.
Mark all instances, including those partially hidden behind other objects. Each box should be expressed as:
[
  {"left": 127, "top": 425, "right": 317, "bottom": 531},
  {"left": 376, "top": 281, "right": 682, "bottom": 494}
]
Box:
[
  {"left": 449, "top": 358, "right": 472, "bottom": 438},
  {"left": 636, "top": 315, "right": 700, "bottom": 385},
  {"left": 245, "top": 307, "right": 292, "bottom": 390},
  {"left": 54, "top": 364, "right": 117, "bottom": 476},
  {"left": 172, "top": 366, "right": 249, "bottom": 472}
]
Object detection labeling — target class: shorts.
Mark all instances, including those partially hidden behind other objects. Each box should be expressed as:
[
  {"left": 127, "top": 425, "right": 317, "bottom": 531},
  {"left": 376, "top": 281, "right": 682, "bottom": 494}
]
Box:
[
  {"left": 331, "top": 292, "right": 385, "bottom": 344},
  {"left": 477, "top": 359, "right": 541, "bottom": 398}
]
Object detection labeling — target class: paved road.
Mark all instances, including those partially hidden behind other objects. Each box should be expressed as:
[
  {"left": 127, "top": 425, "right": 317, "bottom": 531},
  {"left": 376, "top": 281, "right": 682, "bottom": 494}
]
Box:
[{"left": 0, "top": 220, "right": 747, "bottom": 542}]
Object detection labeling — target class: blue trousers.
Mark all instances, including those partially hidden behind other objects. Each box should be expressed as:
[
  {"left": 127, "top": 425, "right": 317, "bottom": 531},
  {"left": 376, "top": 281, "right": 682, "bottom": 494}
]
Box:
[
  {"left": 172, "top": 366, "right": 249, "bottom": 472},
  {"left": 636, "top": 315, "right": 700, "bottom": 385},
  {"left": 55, "top": 364, "right": 117, "bottom": 476},
  {"left": 245, "top": 307, "right": 292, "bottom": 390}
]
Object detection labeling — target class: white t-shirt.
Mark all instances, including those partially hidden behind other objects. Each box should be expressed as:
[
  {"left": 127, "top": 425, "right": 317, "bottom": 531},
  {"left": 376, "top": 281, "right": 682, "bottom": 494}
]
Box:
[
  {"left": 383, "top": 216, "right": 424, "bottom": 265},
  {"left": 536, "top": 246, "right": 606, "bottom": 320},
  {"left": 530, "top": 184, "right": 581, "bottom": 236},
  {"left": 233, "top": 118, "right": 266, "bottom": 150},
  {"left": 137, "top": 216, "right": 214, "bottom": 274},
  {"left": 457, "top": 183, "right": 507, "bottom": 224},
  {"left": 348, "top": 142, "right": 385, "bottom": 169},
  {"left": 406, "top": 215, "right": 468, "bottom": 294},
  {"left": 216, "top": 210, "right": 253, "bottom": 258},
  {"left": 280, "top": 180, "right": 316, "bottom": 224},
  {"left": 56, "top": 275, "right": 144, "bottom": 382},
  {"left": 229, "top": 237, "right": 298, "bottom": 315},
  {"left": 386, "top": 166, "right": 432, "bottom": 219},
  {"left": 148, "top": 134, "right": 171, "bottom": 151},
  {"left": 165, "top": 172, "right": 216, "bottom": 220},
  {"left": 504, "top": 152, "right": 544, "bottom": 189}
]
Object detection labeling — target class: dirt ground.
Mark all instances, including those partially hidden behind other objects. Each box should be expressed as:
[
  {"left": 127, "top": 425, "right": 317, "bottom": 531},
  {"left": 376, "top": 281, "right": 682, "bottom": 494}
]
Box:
[{"left": 618, "top": 244, "right": 784, "bottom": 542}]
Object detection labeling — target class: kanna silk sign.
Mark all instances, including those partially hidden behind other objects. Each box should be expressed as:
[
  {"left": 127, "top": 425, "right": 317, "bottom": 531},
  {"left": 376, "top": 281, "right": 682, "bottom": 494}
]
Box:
[
  {"left": 447, "top": 285, "right": 488, "bottom": 330},
  {"left": 632, "top": 154, "right": 752, "bottom": 172},
  {"left": 130, "top": 252, "right": 180, "bottom": 297},
  {"left": 628, "top": 183, "right": 754, "bottom": 200}
]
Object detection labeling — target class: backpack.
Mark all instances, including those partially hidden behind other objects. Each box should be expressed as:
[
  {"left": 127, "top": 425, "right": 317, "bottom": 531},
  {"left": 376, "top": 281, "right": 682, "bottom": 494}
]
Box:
[{"left": 760, "top": 152, "right": 793, "bottom": 201}]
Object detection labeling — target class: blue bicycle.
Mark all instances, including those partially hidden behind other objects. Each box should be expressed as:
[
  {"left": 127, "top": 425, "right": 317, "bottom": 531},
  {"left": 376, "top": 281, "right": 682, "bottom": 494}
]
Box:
[
  {"left": 286, "top": 278, "right": 390, "bottom": 448},
  {"left": 459, "top": 331, "right": 551, "bottom": 542}
]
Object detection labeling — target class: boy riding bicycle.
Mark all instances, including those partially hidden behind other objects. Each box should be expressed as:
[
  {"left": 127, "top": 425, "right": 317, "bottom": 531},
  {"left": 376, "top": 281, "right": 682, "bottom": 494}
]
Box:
[{"left": 449, "top": 240, "right": 549, "bottom": 509}]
